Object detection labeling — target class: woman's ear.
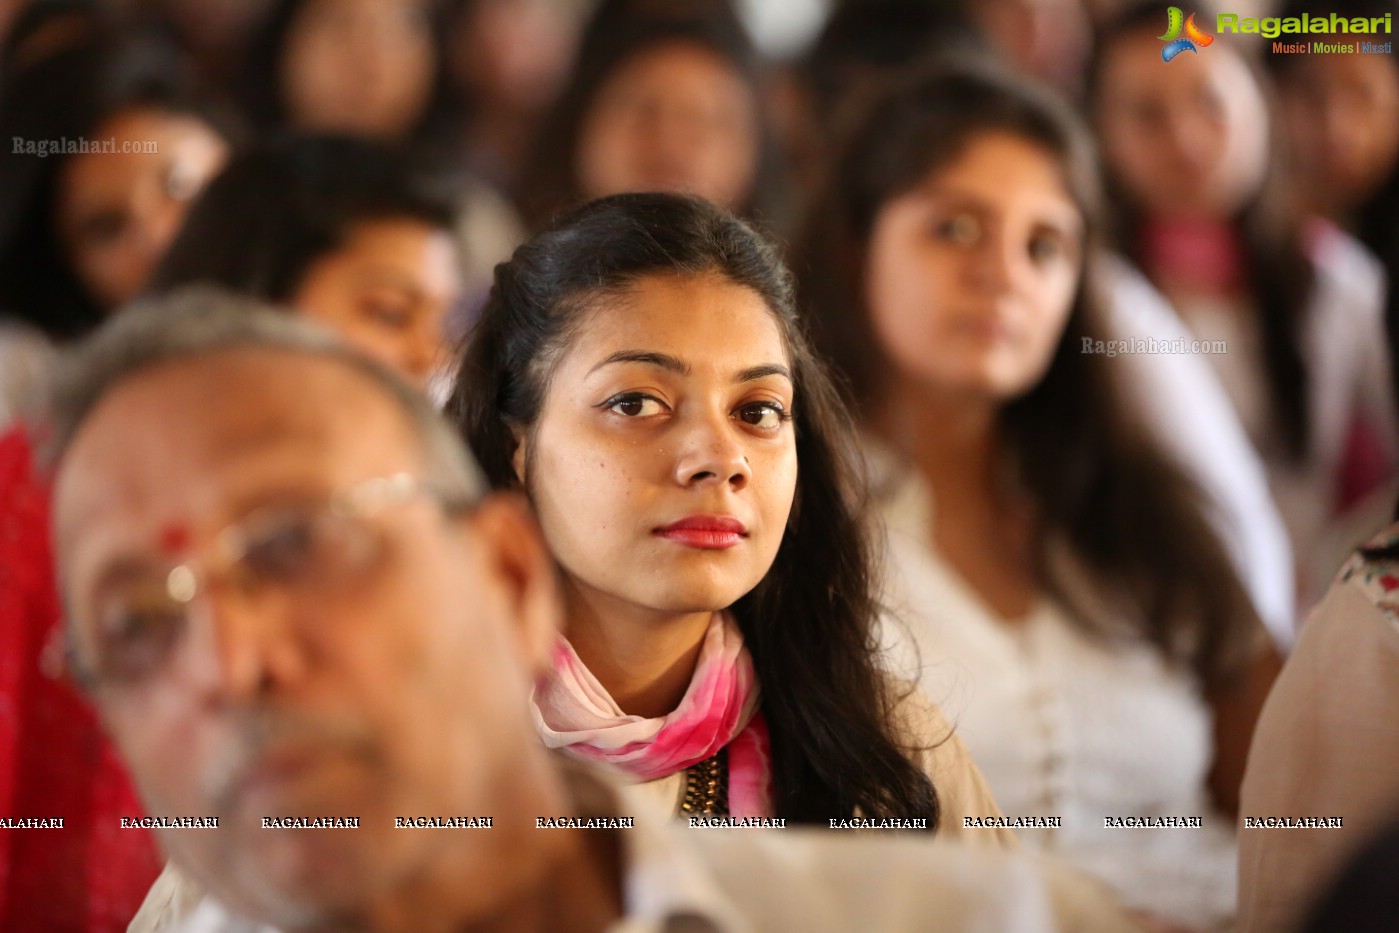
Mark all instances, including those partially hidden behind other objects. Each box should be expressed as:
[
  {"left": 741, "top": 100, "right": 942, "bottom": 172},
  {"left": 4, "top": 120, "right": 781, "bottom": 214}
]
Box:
[{"left": 463, "top": 491, "right": 558, "bottom": 677}]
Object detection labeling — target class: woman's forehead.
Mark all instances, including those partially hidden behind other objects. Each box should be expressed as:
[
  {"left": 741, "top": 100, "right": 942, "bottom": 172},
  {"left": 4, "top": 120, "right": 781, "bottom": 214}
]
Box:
[{"left": 561, "top": 275, "right": 788, "bottom": 364}]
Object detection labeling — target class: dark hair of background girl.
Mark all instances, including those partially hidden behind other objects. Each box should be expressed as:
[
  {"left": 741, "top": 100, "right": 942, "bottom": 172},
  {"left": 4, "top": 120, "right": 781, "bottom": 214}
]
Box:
[
  {"left": 0, "top": 17, "right": 228, "bottom": 340},
  {"left": 450, "top": 192, "right": 941, "bottom": 826},
  {"left": 150, "top": 133, "right": 458, "bottom": 301},
  {"left": 800, "top": 0, "right": 987, "bottom": 131},
  {"left": 518, "top": 0, "right": 786, "bottom": 231},
  {"left": 1087, "top": 0, "right": 1316, "bottom": 462},
  {"left": 795, "top": 61, "right": 1258, "bottom": 689},
  {"left": 238, "top": 0, "right": 462, "bottom": 159}
]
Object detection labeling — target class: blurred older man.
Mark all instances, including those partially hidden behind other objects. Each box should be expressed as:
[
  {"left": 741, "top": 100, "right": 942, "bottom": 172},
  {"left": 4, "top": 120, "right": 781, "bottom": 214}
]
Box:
[{"left": 48, "top": 288, "right": 1137, "bottom": 933}]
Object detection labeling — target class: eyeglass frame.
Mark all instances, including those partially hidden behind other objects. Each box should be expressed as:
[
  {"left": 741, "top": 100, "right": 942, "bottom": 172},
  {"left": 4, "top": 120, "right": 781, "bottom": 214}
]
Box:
[{"left": 63, "top": 471, "right": 473, "bottom": 693}]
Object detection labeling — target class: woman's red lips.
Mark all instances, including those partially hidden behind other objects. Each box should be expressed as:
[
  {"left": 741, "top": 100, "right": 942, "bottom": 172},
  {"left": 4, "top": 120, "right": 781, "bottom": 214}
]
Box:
[{"left": 654, "top": 516, "right": 747, "bottom": 549}]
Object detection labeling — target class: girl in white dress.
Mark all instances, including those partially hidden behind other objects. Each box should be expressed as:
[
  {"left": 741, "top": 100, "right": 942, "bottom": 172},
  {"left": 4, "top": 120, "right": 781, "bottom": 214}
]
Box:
[{"left": 797, "top": 62, "right": 1280, "bottom": 931}]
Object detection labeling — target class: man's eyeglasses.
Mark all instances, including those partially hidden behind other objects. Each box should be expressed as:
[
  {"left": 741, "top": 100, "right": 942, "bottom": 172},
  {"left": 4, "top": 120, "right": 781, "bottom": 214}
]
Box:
[{"left": 70, "top": 473, "right": 461, "bottom": 691}]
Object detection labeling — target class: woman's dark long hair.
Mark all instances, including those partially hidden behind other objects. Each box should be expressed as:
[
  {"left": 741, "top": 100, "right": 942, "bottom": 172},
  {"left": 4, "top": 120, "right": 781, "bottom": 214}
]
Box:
[
  {"left": 150, "top": 134, "right": 458, "bottom": 301},
  {"left": 799, "top": 0, "right": 986, "bottom": 134},
  {"left": 518, "top": 0, "right": 785, "bottom": 231},
  {"left": 450, "top": 192, "right": 940, "bottom": 825},
  {"left": 796, "top": 62, "right": 1258, "bottom": 690},
  {"left": 0, "top": 19, "right": 226, "bottom": 340},
  {"left": 1088, "top": 0, "right": 1316, "bottom": 462}
]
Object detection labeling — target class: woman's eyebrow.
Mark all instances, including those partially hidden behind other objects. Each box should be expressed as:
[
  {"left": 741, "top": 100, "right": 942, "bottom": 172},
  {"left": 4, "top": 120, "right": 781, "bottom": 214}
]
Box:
[
  {"left": 918, "top": 184, "right": 987, "bottom": 207},
  {"left": 355, "top": 265, "right": 424, "bottom": 293},
  {"left": 735, "top": 364, "right": 792, "bottom": 385},
  {"left": 587, "top": 350, "right": 690, "bottom": 376},
  {"left": 587, "top": 352, "right": 792, "bottom": 385},
  {"left": 1038, "top": 214, "right": 1086, "bottom": 240}
]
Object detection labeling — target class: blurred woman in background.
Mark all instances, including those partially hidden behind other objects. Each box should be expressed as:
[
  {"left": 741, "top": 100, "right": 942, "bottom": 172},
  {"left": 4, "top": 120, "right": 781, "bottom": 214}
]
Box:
[
  {"left": 237, "top": 0, "right": 528, "bottom": 350},
  {"left": 1267, "top": 0, "right": 1399, "bottom": 235},
  {"left": 799, "top": 62, "right": 1278, "bottom": 930},
  {"left": 519, "top": 0, "right": 785, "bottom": 230},
  {"left": 443, "top": 0, "right": 585, "bottom": 197},
  {"left": 1268, "top": 0, "right": 1399, "bottom": 573},
  {"left": 1090, "top": 0, "right": 1397, "bottom": 607},
  {"left": 0, "top": 14, "right": 229, "bottom": 424},
  {"left": 238, "top": 0, "right": 455, "bottom": 156},
  {"left": 152, "top": 134, "right": 463, "bottom": 393}
]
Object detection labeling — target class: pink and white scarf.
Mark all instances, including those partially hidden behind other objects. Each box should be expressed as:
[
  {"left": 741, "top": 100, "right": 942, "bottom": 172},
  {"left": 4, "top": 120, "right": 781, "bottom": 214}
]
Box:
[{"left": 531, "top": 611, "right": 773, "bottom": 817}]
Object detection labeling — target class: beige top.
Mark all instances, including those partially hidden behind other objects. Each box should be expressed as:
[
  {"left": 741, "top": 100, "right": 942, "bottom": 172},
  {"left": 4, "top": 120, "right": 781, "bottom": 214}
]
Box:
[
  {"left": 892, "top": 685, "right": 1019, "bottom": 848},
  {"left": 1238, "top": 523, "right": 1399, "bottom": 933}
]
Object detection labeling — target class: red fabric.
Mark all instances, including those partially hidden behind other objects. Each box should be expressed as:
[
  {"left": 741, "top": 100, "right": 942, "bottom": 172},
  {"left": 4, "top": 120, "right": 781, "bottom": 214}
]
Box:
[
  {"left": 1336, "top": 411, "right": 1395, "bottom": 515},
  {"left": 0, "top": 426, "right": 161, "bottom": 932},
  {"left": 1139, "top": 217, "right": 1249, "bottom": 295}
]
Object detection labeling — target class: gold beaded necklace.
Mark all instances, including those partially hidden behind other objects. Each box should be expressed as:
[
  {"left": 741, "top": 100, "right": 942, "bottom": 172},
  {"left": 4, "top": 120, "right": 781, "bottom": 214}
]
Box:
[{"left": 679, "top": 747, "right": 729, "bottom": 816}]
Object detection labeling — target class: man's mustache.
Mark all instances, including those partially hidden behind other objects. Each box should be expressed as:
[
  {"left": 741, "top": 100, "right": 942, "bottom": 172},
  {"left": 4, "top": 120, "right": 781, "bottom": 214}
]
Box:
[{"left": 204, "top": 708, "right": 382, "bottom": 814}]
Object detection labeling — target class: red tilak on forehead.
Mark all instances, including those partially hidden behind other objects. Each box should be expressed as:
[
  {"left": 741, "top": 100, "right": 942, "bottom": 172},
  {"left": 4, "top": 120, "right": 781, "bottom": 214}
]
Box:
[{"left": 158, "top": 522, "right": 191, "bottom": 555}]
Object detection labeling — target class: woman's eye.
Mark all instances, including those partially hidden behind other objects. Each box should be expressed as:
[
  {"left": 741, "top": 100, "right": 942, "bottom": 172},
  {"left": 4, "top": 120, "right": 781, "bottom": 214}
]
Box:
[
  {"left": 361, "top": 299, "right": 414, "bottom": 331},
  {"left": 1028, "top": 233, "right": 1063, "bottom": 264},
  {"left": 80, "top": 210, "right": 129, "bottom": 248},
  {"left": 605, "top": 394, "right": 666, "bottom": 417},
  {"left": 735, "top": 402, "right": 789, "bottom": 430},
  {"left": 935, "top": 213, "right": 981, "bottom": 246},
  {"left": 1126, "top": 97, "right": 1167, "bottom": 127}
]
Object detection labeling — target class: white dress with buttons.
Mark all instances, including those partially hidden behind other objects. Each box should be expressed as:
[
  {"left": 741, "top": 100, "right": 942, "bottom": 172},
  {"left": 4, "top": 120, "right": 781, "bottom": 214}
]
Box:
[{"left": 876, "top": 456, "right": 1238, "bottom": 931}]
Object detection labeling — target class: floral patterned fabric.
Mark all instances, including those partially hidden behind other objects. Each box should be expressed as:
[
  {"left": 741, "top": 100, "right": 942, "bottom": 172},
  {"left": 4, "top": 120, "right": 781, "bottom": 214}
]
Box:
[{"left": 1334, "top": 522, "right": 1399, "bottom": 631}]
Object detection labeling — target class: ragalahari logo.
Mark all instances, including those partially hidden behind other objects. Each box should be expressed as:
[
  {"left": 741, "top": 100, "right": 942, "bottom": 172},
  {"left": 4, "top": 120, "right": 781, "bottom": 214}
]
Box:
[{"left": 1159, "top": 6, "right": 1214, "bottom": 60}]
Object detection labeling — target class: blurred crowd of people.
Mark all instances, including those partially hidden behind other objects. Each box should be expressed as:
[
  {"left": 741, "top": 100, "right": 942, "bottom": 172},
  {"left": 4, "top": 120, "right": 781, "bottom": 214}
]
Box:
[{"left": 2, "top": 0, "right": 1399, "bottom": 931}]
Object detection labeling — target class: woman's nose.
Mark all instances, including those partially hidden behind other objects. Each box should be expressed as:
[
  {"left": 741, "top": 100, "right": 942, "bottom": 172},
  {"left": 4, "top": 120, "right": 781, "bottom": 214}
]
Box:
[{"left": 672, "top": 413, "right": 751, "bottom": 490}]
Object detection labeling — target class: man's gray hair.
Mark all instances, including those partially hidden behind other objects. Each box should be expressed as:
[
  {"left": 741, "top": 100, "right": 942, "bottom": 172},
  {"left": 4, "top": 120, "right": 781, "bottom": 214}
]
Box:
[{"left": 46, "top": 285, "right": 486, "bottom": 505}]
